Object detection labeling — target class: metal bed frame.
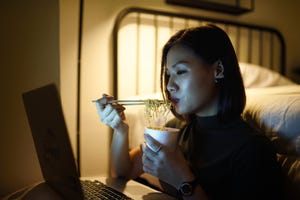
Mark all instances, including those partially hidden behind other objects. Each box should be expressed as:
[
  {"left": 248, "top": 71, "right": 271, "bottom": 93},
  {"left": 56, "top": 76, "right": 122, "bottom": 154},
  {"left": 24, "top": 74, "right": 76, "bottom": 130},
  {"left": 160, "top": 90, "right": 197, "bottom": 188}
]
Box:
[{"left": 112, "top": 7, "right": 286, "bottom": 99}]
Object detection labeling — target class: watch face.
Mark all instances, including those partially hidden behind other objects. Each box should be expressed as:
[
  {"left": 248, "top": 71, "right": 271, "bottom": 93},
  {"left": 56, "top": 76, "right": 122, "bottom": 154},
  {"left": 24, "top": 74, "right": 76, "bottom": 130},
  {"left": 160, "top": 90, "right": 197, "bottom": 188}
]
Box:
[{"left": 180, "top": 182, "right": 193, "bottom": 196}]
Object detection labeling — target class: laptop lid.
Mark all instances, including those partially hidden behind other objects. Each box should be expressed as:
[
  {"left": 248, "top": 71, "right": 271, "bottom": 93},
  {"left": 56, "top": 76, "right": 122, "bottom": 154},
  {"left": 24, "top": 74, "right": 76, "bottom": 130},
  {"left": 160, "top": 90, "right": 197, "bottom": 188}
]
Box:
[{"left": 22, "top": 83, "right": 84, "bottom": 199}]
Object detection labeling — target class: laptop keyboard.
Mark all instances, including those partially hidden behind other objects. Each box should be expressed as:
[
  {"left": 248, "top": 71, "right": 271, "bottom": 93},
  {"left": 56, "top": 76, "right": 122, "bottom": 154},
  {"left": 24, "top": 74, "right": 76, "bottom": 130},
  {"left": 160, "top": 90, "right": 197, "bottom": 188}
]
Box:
[{"left": 81, "top": 180, "right": 133, "bottom": 200}]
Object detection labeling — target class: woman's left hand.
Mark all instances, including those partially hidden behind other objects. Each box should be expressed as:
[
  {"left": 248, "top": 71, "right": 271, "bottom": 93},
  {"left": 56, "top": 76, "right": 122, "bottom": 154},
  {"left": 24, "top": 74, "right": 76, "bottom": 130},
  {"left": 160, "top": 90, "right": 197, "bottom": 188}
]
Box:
[{"left": 142, "top": 133, "right": 195, "bottom": 188}]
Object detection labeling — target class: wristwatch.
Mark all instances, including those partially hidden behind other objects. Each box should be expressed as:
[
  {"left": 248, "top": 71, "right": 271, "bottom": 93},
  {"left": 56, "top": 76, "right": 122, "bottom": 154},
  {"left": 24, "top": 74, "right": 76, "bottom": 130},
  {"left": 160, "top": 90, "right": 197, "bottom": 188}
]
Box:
[{"left": 178, "top": 179, "right": 198, "bottom": 196}]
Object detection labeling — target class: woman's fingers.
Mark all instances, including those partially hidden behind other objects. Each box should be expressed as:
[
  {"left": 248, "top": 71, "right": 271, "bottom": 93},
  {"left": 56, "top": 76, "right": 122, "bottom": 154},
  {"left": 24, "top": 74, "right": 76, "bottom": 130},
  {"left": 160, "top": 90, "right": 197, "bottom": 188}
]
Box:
[
  {"left": 141, "top": 143, "right": 155, "bottom": 172},
  {"left": 144, "top": 134, "right": 162, "bottom": 153},
  {"left": 94, "top": 93, "right": 126, "bottom": 128},
  {"left": 101, "top": 104, "right": 121, "bottom": 123}
]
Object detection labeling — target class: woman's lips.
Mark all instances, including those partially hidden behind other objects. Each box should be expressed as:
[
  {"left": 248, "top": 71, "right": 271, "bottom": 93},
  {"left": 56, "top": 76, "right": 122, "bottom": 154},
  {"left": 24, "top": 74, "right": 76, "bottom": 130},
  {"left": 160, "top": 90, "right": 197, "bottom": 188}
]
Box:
[{"left": 170, "top": 97, "right": 179, "bottom": 104}]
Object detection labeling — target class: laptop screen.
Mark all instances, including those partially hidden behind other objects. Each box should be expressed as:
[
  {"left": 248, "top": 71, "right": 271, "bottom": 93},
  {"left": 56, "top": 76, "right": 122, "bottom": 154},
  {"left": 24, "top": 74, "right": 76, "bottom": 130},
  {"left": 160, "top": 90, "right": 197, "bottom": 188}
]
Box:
[{"left": 22, "top": 84, "right": 84, "bottom": 199}]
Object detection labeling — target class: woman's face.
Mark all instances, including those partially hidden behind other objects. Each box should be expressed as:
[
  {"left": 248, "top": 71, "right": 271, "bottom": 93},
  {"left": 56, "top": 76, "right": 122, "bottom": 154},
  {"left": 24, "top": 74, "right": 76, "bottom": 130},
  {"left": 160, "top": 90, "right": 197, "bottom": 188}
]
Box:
[{"left": 166, "top": 44, "right": 219, "bottom": 117}]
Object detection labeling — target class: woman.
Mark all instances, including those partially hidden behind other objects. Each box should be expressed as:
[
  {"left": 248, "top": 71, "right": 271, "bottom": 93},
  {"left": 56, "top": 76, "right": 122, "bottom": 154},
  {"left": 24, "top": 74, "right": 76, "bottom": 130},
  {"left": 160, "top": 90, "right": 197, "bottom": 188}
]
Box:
[{"left": 95, "top": 24, "right": 284, "bottom": 199}]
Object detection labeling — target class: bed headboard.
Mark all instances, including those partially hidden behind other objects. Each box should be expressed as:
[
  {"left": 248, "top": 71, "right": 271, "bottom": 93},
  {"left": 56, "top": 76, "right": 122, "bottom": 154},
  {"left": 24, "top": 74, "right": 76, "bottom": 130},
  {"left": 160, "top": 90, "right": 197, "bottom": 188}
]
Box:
[{"left": 113, "top": 7, "right": 286, "bottom": 99}]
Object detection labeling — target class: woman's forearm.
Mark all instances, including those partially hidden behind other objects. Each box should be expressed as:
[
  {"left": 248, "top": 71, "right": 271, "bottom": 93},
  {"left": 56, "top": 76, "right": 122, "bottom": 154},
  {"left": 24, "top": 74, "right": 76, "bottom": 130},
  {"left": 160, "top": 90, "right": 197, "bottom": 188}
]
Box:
[{"left": 110, "top": 128, "right": 131, "bottom": 178}]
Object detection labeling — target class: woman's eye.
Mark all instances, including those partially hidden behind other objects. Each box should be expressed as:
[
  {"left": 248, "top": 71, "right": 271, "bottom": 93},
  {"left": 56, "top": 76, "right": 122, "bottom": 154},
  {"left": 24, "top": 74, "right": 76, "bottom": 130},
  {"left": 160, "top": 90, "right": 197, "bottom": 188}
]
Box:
[{"left": 177, "top": 70, "right": 187, "bottom": 75}]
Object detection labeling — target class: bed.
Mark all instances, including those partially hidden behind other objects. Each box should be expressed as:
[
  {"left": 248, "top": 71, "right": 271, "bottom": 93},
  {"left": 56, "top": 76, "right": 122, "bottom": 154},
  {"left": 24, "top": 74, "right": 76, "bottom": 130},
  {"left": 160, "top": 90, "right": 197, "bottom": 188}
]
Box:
[{"left": 112, "top": 7, "right": 300, "bottom": 199}]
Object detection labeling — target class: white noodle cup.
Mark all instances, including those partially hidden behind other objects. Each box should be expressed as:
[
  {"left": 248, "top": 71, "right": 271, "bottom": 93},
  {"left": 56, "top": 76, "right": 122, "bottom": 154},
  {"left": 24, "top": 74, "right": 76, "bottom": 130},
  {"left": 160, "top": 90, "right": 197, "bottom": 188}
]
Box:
[{"left": 145, "top": 127, "right": 180, "bottom": 151}]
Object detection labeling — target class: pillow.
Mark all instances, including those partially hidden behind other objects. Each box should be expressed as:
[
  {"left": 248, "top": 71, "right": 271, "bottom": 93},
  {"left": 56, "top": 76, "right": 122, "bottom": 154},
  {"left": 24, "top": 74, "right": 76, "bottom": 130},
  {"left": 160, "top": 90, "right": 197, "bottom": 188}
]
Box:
[
  {"left": 243, "top": 85, "right": 300, "bottom": 155},
  {"left": 239, "top": 62, "right": 295, "bottom": 88}
]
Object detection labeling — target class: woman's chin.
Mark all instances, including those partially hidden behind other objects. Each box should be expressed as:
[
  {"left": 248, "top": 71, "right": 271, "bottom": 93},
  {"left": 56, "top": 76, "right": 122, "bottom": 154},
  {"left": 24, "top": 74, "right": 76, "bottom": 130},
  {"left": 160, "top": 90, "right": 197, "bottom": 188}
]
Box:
[{"left": 175, "top": 108, "right": 188, "bottom": 115}]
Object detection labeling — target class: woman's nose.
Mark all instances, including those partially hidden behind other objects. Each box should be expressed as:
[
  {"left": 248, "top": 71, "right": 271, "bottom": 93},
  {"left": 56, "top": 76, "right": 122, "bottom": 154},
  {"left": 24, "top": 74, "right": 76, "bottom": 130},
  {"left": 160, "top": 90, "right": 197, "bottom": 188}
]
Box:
[{"left": 167, "top": 77, "right": 177, "bottom": 93}]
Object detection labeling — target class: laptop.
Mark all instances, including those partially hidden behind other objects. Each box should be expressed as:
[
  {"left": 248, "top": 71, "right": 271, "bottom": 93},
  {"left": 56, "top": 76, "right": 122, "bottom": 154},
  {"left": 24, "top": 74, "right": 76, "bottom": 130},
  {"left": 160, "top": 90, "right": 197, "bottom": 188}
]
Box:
[{"left": 22, "top": 83, "right": 174, "bottom": 200}]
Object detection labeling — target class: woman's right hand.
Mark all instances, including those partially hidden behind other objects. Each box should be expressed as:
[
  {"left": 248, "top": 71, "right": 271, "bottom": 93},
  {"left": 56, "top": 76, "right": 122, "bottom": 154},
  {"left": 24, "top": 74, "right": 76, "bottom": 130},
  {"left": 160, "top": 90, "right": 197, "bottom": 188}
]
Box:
[{"left": 94, "top": 94, "right": 128, "bottom": 132}]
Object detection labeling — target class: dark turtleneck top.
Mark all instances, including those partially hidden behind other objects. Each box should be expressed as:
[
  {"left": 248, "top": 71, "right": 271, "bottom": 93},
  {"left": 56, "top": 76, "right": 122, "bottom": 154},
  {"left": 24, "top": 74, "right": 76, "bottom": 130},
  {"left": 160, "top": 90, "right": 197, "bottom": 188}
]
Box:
[{"left": 164, "top": 116, "right": 284, "bottom": 200}]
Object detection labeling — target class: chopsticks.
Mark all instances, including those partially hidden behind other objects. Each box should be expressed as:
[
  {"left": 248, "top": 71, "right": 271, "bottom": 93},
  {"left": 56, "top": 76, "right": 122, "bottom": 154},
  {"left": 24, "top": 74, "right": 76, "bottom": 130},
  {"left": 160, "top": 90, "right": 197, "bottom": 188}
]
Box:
[
  {"left": 92, "top": 99, "right": 166, "bottom": 106},
  {"left": 109, "top": 100, "right": 147, "bottom": 106}
]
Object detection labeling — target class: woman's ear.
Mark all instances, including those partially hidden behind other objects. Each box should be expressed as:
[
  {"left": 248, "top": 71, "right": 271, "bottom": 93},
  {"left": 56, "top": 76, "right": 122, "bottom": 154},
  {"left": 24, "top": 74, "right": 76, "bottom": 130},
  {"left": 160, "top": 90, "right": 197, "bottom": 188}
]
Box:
[{"left": 214, "top": 60, "right": 224, "bottom": 79}]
